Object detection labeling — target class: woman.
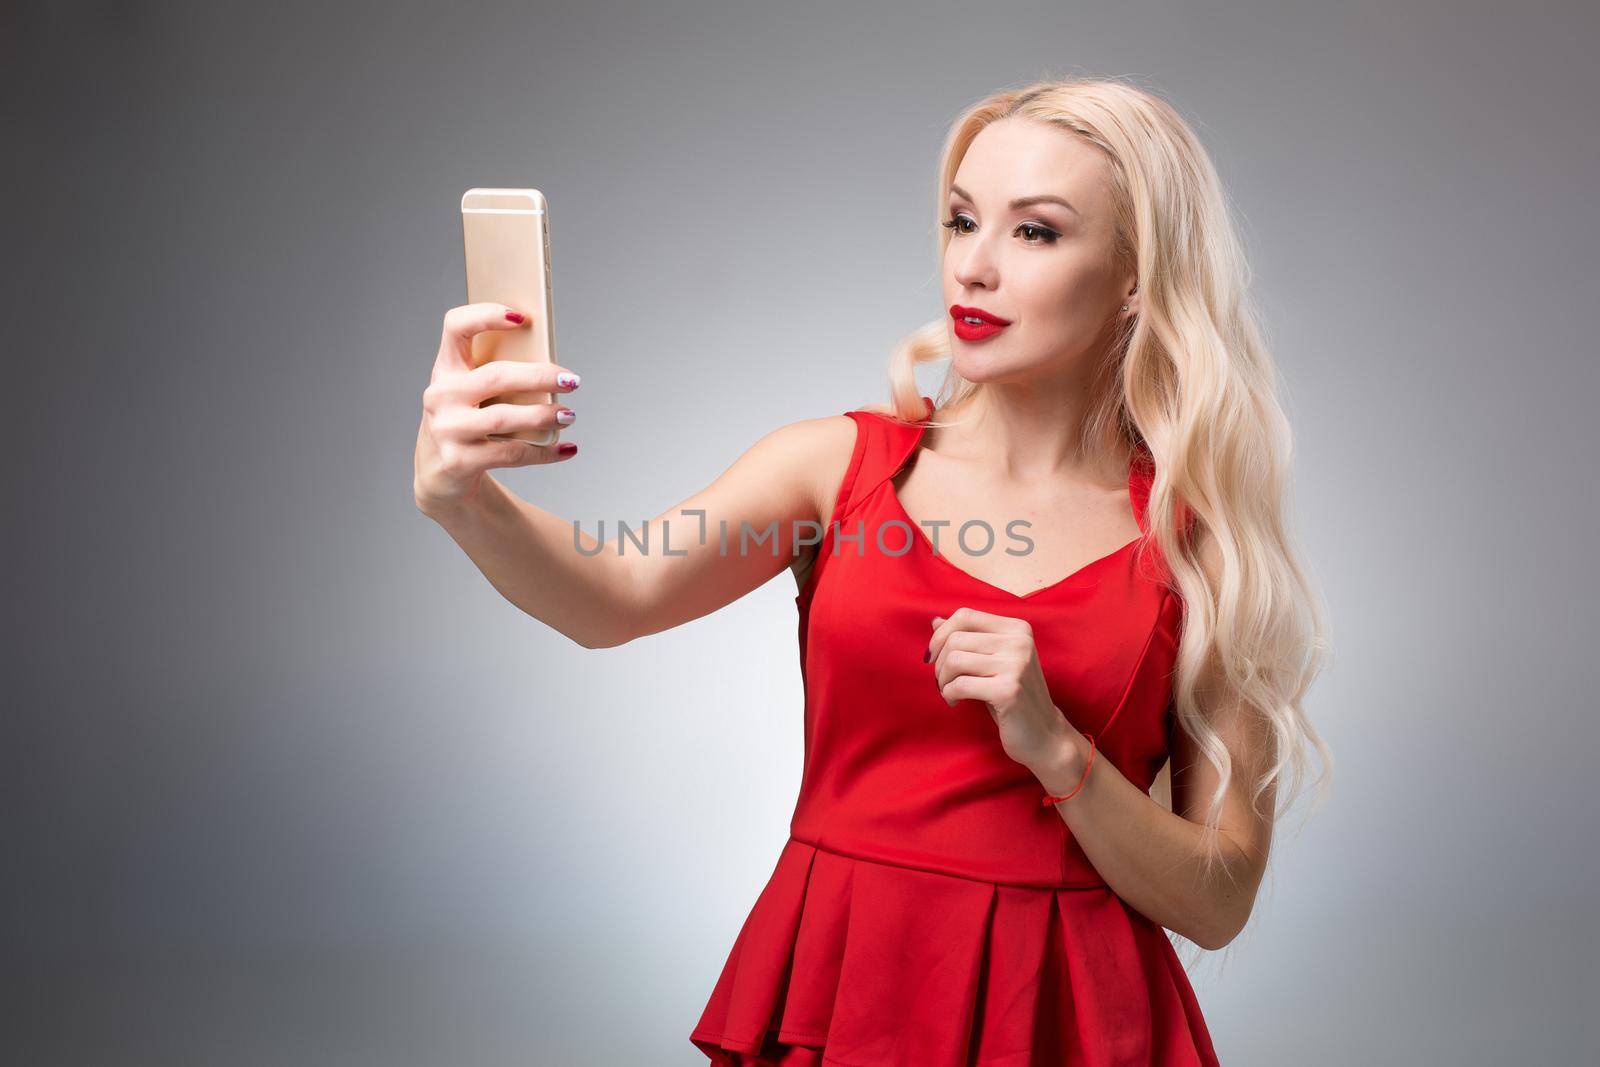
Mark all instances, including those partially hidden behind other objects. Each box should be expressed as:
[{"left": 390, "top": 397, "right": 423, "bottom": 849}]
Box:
[{"left": 413, "top": 77, "right": 1332, "bottom": 1066}]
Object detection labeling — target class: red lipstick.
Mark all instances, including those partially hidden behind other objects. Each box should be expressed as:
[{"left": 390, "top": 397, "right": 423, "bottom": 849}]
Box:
[{"left": 950, "top": 303, "right": 1011, "bottom": 342}]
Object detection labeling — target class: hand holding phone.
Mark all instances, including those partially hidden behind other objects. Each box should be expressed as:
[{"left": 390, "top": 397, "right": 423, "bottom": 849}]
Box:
[
  {"left": 461, "top": 187, "right": 562, "bottom": 446},
  {"left": 413, "top": 303, "right": 582, "bottom": 515}
]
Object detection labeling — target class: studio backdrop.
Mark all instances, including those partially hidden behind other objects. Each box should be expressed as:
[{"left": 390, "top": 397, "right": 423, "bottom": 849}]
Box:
[{"left": 5, "top": 1, "right": 1596, "bottom": 1064}]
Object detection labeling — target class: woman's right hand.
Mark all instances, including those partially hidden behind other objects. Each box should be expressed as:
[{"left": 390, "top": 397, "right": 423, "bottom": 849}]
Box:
[{"left": 413, "top": 302, "right": 582, "bottom": 516}]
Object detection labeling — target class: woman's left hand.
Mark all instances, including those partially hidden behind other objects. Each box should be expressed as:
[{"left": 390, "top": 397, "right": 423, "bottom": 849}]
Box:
[{"left": 925, "top": 608, "right": 1074, "bottom": 775}]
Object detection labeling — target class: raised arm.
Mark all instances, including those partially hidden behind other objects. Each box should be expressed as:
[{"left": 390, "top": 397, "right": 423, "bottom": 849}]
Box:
[
  {"left": 414, "top": 302, "right": 861, "bottom": 648},
  {"left": 613, "top": 411, "right": 858, "bottom": 643}
]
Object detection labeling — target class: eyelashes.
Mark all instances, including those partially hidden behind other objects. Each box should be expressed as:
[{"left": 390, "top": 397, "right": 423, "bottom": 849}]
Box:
[{"left": 942, "top": 212, "right": 1061, "bottom": 246}]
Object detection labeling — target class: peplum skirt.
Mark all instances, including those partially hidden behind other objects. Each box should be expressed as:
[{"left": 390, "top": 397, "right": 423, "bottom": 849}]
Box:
[{"left": 690, "top": 836, "right": 1220, "bottom": 1067}]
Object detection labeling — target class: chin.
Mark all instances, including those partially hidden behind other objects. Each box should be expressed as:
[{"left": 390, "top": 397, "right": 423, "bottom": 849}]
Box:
[{"left": 950, "top": 351, "right": 1025, "bottom": 384}]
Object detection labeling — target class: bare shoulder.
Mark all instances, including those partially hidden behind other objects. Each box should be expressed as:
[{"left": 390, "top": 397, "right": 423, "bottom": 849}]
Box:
[{"left": 755, "top": 412, "right": 860, "bottom": 527}]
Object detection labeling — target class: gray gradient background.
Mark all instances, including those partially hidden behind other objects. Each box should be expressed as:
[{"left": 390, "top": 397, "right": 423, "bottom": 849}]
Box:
[{"left": 5, "top": 0, "right": 1596, "bottom": 1063}]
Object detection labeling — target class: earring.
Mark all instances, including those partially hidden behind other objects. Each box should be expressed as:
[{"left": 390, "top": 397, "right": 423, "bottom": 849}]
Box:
[{"left": 1121, "top": 304, "right": 1130, "bottom": 311}]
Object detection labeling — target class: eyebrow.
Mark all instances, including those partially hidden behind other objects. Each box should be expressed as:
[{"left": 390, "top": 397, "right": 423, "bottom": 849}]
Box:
[{"left": 949, "top": 183, "right": 1079, "bottom": 218}]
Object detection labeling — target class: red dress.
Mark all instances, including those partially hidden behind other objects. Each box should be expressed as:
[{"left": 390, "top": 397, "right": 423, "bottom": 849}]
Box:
[{"left": 690, "top": 397, "right": 1221, "bottom": 1067}]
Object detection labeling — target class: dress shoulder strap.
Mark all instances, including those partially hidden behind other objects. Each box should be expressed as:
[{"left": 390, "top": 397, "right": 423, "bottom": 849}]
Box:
[{"left": 836, "top": 395, "right": 933, "bottom": 522}]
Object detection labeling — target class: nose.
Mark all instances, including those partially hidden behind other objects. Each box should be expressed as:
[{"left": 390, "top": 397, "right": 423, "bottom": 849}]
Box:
[{"left": 949, "top": 231, "right": 999, "bottom": 291}]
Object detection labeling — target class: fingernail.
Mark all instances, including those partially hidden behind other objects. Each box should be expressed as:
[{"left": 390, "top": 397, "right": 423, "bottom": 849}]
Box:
[
  {"left": 556, "top": 408, "right": 577, "bottom": 425},
  {"left": 556, "top": 372, "right": 581, "bottom": 389},
  {"left": 505, "top": 310, "right": 526, "bottom": 324},
  {"left": 557, "top": 442, "right": 577, "bottom": 455}
]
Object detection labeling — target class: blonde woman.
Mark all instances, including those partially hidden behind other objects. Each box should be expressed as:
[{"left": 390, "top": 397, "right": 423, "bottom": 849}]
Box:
[{"left": 414, "top": 76, "right": 1331, "bottom": 1066}]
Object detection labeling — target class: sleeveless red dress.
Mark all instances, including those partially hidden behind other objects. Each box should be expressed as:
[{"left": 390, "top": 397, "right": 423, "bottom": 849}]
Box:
[{"left": 690, "top": 397, "right": 1221, "bottom": 1067}]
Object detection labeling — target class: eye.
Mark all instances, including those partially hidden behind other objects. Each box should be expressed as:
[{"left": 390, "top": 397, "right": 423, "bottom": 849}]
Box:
[
  {"left": 942, "top": 212, "right": 1060, "bottom": 245},
  {"left": 1016, "top": 222, "right": 1060, "bottom": 245},
  {"left": 941, "top": 212, "right": 976, "bottom": 235}
]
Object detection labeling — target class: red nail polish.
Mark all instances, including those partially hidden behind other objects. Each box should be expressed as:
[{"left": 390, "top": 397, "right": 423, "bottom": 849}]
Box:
[
  {"left": 557, "top": 442, "right": 577, "bottom": 455},
  {"left": 505, "top": 310, "right": 526, "bottom": 324}
]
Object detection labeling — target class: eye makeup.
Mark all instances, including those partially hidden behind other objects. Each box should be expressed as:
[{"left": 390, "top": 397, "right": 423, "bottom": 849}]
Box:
[{"left": 942, "top": 212, "right": 1062, "bottom": 245}]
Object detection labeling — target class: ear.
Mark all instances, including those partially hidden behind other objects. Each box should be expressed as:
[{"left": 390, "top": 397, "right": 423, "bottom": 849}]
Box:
[{"left": 1115, "top": 268, "right": 1140, "bottom": 319}]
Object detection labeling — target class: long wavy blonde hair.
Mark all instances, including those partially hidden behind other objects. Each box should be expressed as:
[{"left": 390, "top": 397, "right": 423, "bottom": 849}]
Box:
[{"left": 883, "top": 76, "right": 1334, "bottom": 966}]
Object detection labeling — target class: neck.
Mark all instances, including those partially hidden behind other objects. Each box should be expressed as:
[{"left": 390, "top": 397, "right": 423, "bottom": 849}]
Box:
[{"left": 933, "top": 381, "right": 1131, "bottom": 487}]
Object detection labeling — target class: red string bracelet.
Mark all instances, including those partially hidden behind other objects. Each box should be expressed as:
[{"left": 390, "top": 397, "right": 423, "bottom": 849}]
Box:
[{"left": 1041, "top": 732, "right": 1096, "bottom": 806}]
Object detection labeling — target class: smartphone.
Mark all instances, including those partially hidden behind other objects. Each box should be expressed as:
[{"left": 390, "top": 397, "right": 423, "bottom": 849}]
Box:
[{"left": 461, "top": 187, "right": 560, "bottom": 446}]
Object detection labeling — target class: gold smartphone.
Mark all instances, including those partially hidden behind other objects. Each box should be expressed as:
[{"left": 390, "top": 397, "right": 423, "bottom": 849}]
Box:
[{"left": 461, "top": 187, "right": 560, "bottom": 446}]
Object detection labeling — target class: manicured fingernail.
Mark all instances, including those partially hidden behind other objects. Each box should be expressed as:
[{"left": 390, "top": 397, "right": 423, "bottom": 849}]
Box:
[
  {"left": 557, "top": 442, "right": 577, "bottom": 455},
  {"left": 556, "top": 408, "right": 576, "bottom": 425},
  {"left": 505, "top": 310, "right": 526, "bottom": 324},
  {"left": 556, "top": 372, "right": 581, "bottom": 389}
]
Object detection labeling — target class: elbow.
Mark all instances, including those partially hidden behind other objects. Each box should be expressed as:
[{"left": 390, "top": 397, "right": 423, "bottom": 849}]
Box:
[
  {"left": 568, "top": 585, "right": 643, "bottom": 649},
  {"left": 1190, "top": 835, "right": 1266, "bottom": 950},
  {"left": 1193, "top": 896, "right": 1258, "bottom": 951},
  {"left": 575, "top": 562, "right": 647, "bottom": 649},
  {"left": 573, "top": 625, "right": 633, "bottom": 650},
  {"left": 572, "top": 615, "right": 640, "bottom": 649},
  {"left": 1192, "top": 919, "right": 1241, "bottom": 952}
]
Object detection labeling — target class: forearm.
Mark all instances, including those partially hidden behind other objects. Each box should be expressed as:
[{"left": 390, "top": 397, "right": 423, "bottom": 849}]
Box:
[
  {"left": 1033, "top": 731, "right": 1254, "bottom": 950},
  {"left": 420, "top": 474, "right": 636, "bottom": 648}
]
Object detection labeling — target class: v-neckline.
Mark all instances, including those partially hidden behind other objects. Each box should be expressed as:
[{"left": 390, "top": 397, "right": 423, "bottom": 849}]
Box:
[{"left": 881, "top": 405, "right": 1147, "bottom": 602}]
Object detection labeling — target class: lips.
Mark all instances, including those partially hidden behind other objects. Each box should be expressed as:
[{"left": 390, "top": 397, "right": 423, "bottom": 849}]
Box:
[
  {"left": 950, "top": 304, "right": 1011, "bottom": 325},
  {"left": 950, "top": 303, "right": 1011, "bottom": 341}
]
